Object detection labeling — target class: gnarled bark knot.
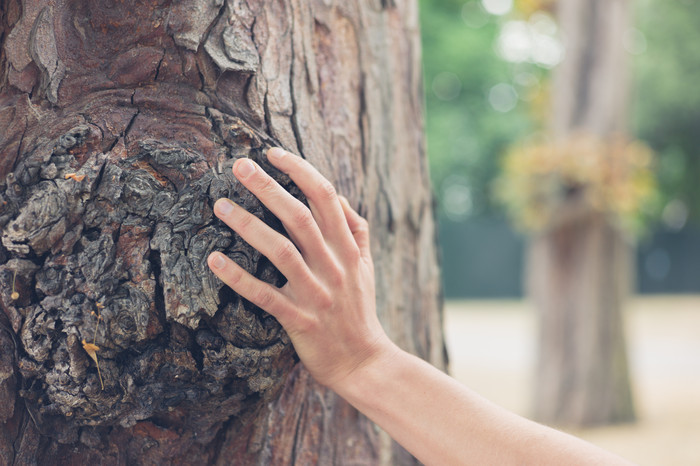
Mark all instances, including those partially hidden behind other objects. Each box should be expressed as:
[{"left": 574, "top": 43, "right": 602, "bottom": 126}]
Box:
[{"left": 0, "top": 105, "right": 300, "bottom": 438}]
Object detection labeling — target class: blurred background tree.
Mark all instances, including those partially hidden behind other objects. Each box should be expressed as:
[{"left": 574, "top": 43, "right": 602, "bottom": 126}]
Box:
[
  {"left": 512, "top": 0, "right": 638, "bottom": 427},
  {"left": 420, "top": 0, "right": 700, "bottom": 428}
]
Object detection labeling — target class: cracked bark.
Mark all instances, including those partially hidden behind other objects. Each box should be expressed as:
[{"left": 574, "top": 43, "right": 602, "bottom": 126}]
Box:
[{"left": 0, "top": 0, "right": 443, "bottom": 464}]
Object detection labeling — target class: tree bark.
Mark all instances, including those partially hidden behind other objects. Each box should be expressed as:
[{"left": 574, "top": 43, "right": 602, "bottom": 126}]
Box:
[
  {"left": 530, "top": 0, "right": 636, "bottom": 427},
  {"left": 0, "top": 0, "right": 444, "bottom": 463}
]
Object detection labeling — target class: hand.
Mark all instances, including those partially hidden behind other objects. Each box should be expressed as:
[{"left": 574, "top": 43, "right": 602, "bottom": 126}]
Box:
[
  {"left": 207, "top": 148, "right": 395, "bottom": 390},
  {"left": 207, "top": 151, "right": 635, "bottom": 466}
]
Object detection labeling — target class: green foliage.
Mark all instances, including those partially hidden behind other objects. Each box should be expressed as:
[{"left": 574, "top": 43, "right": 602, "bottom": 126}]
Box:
[
  {"left": 419, "top": 0, "right": 539, "bottom": 221},
  {"left": 632, "top": 0, "right": 700, "bottom": 225},
  {"left": 422, "top": 0, "right": 700, "bottom": 228}
]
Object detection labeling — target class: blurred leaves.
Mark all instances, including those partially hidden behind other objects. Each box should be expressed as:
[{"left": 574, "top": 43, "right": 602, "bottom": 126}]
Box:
[
  {"left": 420, "top": 0, "right": 539, "bottom": 220},
  {"left": 632, "top": 0, "right": 700, "bottom": 225},
  {"left": 513, "top": 0, "right": 555, "bottom": 16},
  {"left": 422, "top": 0, "right": 700, "bottom": 228},
  {"left": 494, "top": 134, "right": 658, "bottom": 234}
]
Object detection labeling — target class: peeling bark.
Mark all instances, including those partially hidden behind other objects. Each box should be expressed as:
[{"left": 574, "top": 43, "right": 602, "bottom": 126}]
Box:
[{"left": 0, "top": 0, "right": 443, "bottom": 463}]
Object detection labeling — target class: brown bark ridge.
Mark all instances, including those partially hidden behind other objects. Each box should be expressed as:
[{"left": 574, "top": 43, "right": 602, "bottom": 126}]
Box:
[
  {"left": 530, "top": 0, "right": 636, "bottom": 427},
  {"left": 0, "top": 0, "right": 444, "bottom": 464}
]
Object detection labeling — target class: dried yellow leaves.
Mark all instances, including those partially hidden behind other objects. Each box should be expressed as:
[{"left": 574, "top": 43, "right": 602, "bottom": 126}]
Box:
[
  {"left": 10, "top": 270, "right": 19, "bottom": 300},
  {"left": 64, "top": 173, "right": 86, "bottom": 182},
  {"left": 82, "top": 308, "right": 104, "bottom": 390}
]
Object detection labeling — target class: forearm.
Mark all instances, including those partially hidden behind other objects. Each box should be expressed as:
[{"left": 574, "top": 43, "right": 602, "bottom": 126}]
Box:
[
  {"left": 334, "top": 344, "right": 635, "bottom": 466},
  {"left": 209, "top": 149, "right": 635, "bottom": 465}
]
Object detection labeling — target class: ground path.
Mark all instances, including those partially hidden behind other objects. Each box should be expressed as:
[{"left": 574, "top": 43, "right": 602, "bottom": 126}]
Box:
[{"left": 444, "top": 296, "right": 700, "bottom": 466}]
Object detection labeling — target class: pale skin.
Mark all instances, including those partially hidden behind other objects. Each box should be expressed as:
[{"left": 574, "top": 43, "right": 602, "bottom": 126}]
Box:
[{"left": 207, "top": 147, "right": 636, "bottom": 466}]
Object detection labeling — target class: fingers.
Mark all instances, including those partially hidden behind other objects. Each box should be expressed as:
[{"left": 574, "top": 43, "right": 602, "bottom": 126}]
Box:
[
  {"left": 338, "top": 196, "right": 371, "bottom": 261},
  {"left": 213, "top": 198, "right": 313, "bottom": 283},
  {"left": 231, "top": 157, "right": 330, "bottom": 264},
  {"left": 207, "top": 251, "right": 295, "bottom": 325},
  {"left": 263, "top": 148, "right": 356, "bottom": 251}
]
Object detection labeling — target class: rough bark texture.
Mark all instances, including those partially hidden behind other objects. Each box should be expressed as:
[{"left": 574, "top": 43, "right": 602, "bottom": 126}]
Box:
[
  {"left": 0, "top": 0, "right": 444, "bottom": 463},
  {"left": 530, "top": 0, "right": 636, "bottom": 427}
]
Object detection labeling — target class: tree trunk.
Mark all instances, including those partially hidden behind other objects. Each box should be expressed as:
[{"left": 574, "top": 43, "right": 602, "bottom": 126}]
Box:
[
  {"left": 529, "top": 212, "right": 636, "bottom": 426},
  {"left": 530, "top": 0, "right": 636, "bottom": 427},
  {"left": 0, "top": 0, "right": 444, "bottom": 464}
]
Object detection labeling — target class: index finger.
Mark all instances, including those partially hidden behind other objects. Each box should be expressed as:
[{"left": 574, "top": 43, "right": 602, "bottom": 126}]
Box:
[{"left": 265, "top": 148, "right": 356, "bottom": 254}]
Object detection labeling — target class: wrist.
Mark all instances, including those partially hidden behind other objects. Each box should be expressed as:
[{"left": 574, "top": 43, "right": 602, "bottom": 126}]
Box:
[{"left": 329, "top": 336, "right": 404, "bottom": 401}]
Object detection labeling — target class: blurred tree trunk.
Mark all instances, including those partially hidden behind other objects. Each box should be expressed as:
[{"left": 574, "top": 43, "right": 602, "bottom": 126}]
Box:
[
  {"left": 529, "top": 0, "right": 636, "bottom": 427},
  {"left": 0, "top": 0, "right": 444, "bottom": 464}
]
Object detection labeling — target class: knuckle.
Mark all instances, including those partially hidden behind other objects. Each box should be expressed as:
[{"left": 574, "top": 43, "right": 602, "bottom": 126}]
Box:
[
  {"left": 326, "top": 264, "right": 346, "bottom": 288},
  {"left": 289, "top": 312, "right": 318, "bottom": 336},
  {"left": 299, "top": 315, "right": 320, "bottom": 334},
  {"left": 291, "top": 206, "right": 315, "bottom": 230},
  {"left": 225, "top": 266, "right": 244, "bottom": 287},
  {"left": 315, "top": 179, "right": 337, "bottom": 202},
  {"left": 254, "top": 286, "right": 275, "bottom": 309},
  {"left": 257, "top": 174, "right": 277, "bottom": 195},
  {"left": 314, "top": 287, "right": 334, "bottom": 309},
  {"left": 274, "top": 239, "right": 297, "bottom": 263},
  {"left": 235, "top": 211, "right": 256, "bottom": 234},
  {"left": 344, "top": 245, "right": 362, "bottom": 262},
  {"left": 357, "top": 217, "right": 370, "bottom": 232}
]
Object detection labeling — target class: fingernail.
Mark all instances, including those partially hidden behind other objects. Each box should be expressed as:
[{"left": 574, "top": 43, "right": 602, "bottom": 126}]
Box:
[
  {"left": 236, "top": 159, "right": 256, "bottom": 178},
  {"left": 268, "top": 147, "right": 286, "bottom": 162},
  {"left": 216, "top": 199, "right": 234, "bottom": 215},
  {"left": 210, "top": 253, "right": 226, "bottom": 269}
]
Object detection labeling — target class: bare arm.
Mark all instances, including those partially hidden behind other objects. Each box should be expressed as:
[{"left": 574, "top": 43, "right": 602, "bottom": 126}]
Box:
[{"left": 207, "top": 148, "right": 635, "bottom": 466}]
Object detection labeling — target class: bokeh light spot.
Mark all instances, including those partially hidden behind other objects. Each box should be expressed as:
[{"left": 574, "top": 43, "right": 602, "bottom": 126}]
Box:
[
  {"left": 462, "top": 1, "right": 490, "bottom": 28},
  {"left": 624, "top": 28, "right": 648, "bottom": 55},
  {"left": 442, "top": 175, "right": 473, "bottom": 221},
  {"left": 497, "top": 16, "right": 563, "bottom": 68},
  {"left": 432, "top": 72, "right": 463, "bottom": 101},
  {"left": 488, "top": 83, "right": 518, "bottom": 112},
  {"left": 662, "top": 199, "right": 689, "bottom": 231},
  {"left": 481, "top": 0, "right": 513, "bottom": 16}
]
